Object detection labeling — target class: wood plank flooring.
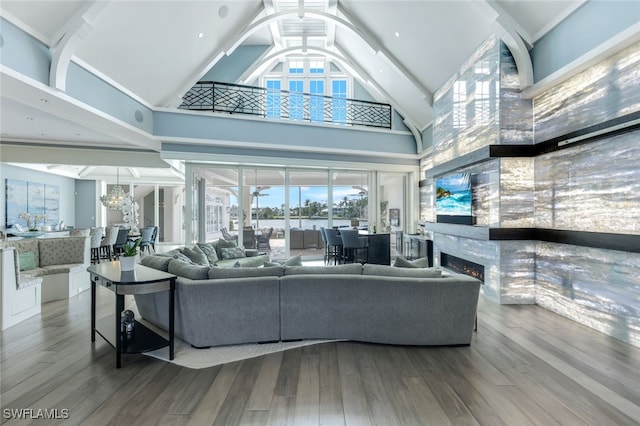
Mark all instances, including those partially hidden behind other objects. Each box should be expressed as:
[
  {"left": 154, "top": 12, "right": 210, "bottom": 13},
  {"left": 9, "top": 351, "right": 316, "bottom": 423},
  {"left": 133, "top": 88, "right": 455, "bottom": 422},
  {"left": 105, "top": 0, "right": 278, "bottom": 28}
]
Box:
[{"left": 2, "top": 291, "right": 640, "bottom": 425}]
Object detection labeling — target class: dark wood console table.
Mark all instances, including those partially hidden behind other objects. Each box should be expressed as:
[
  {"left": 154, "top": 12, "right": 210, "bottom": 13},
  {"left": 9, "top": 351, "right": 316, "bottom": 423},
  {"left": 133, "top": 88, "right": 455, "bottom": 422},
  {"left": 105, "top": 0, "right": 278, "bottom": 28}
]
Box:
[{"left": 88, "top": 262, "right": 176, "bottom": 368}]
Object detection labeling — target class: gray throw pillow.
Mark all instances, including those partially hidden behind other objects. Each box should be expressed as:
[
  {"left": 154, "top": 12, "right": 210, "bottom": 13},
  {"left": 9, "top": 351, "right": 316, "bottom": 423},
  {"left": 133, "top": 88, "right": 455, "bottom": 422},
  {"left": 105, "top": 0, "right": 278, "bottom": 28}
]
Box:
[
  {"left": 363, "top": 263, "right": 442, "bottom": 278},
  {"left": 168, "top": 259, "right": 209, "bottom": 280},
  {"left": 393, "top": 255, "right": 429, "bottom": 268},
  {"left": 220, "top": 247, "right": 246, "bottom": 259},
  {"left": 182, "top": 246, "right": 210, "bottom": 265},
  {"left": 140, "top": 255, "right": 172, "bottom": 272},
  {"left": 216, "top": 238, "right": 237, "bottom": 259},
  {"left": 196, "top": 242, "right": 219, "bottom": 264}
]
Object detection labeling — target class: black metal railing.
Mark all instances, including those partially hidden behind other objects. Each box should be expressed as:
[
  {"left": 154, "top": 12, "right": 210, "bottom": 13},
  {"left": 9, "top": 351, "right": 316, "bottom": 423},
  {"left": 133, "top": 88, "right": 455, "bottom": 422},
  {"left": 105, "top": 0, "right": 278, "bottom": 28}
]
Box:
[{"left": 179, "top": 81, "right": 392, "bottom": 129}]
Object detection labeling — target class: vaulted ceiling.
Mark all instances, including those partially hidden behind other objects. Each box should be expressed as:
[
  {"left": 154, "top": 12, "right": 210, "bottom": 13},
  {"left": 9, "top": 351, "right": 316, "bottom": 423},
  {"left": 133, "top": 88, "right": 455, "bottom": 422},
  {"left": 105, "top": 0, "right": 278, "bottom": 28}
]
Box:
[{"left": 0, "top": 0, "right": 593, "bottom": 180}]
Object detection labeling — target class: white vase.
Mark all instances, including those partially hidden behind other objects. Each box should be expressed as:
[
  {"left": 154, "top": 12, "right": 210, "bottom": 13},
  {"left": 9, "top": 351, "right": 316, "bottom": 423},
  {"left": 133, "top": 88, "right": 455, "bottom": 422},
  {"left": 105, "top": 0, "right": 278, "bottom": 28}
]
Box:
[{"left": 120, "top": 256, "right": 137, "bottom": 271}]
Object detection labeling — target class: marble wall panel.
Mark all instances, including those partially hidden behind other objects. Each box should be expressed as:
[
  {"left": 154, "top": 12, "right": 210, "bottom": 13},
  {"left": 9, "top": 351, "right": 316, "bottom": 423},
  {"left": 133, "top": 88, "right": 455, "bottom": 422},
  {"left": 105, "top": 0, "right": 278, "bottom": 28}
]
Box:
[
  {"left": 433, "top": 38, "right": 501, "bottom": 164},
  {"left": 499, "top": 43, "right": 534, "bottom": 145},
  {"left": 499, "top": 241, "right": 536, "bottom": 304},
  {"left": 500, "top": 158, "right": 535, "bottom": 228},
  {"left": 535, "top": 129, "right": 640, "bottom": 234},
  {"left": 534, "top": 41, "right": 640, "bottom": 143},
  {"left": 536, "top": 242, "right": 640, "bottom": 347}
]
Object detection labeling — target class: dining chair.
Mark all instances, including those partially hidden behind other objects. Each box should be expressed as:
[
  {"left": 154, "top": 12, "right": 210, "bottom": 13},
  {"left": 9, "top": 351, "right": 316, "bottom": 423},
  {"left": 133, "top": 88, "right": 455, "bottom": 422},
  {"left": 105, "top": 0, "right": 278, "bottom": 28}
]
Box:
[
  {"left": 256, "top": 227, "right": 273, "bottom": 251},
  {"left": 138, "top": 227, "right": 155, "bottom": 255},
  {"left": 324, "top": 228, "right": 344, "bottom": 265},
  {"left": 113, "top": 228, "right": 130, "bottom": 258},
  {"left": 340, "top": 229, "right": 369, "bottom": 264},
  {"left": 100, "top": 225, "right": 119, "bottom": 261},
  {"left": 320, "top": 227, "right": 329, "bottom": 264},
  {"left": 89, "top": 227, "right": 104, "bottom": 264},
  {"left": 150, "top": 226, "right": 159, "bottom": 252}
]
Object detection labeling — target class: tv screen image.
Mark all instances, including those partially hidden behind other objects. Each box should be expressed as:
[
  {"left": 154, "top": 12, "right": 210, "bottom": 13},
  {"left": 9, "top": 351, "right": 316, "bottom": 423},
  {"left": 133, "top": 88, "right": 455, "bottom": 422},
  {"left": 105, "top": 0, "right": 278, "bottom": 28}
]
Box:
[{"left": 435, "top": 172, "right": 473, "bottom": 224}]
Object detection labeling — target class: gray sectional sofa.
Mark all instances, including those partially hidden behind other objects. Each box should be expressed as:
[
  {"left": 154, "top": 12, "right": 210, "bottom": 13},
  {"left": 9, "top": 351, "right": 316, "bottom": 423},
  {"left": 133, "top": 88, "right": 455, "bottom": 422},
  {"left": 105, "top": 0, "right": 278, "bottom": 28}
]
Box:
[{"left": 135, "top": 250, "right": 481, "bottom": 348}]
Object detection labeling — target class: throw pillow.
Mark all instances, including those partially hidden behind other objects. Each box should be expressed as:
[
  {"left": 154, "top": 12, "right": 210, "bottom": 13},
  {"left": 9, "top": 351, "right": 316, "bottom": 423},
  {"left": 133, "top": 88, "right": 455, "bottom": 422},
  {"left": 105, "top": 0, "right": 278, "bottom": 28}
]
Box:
[
  {"left": 393, "top": 255, "right": 429, "bottom": 268},
  {"left": 196, "top": 242, "right": 219, "bottom": 264},
  {"left": 18, "top": 252, "right": 37, "bottom": 271},
  {"left": 215, "top": 238, "right": 237, "bottom": 259},
  {"left": 182, "top": 246, "right": 209, "bottom": 266},
  {"left": 220, "top": 247, "right": 246, "bottom": 260},
  {"left": 283, "top": 254, "right": 302, "bottom": 266}
]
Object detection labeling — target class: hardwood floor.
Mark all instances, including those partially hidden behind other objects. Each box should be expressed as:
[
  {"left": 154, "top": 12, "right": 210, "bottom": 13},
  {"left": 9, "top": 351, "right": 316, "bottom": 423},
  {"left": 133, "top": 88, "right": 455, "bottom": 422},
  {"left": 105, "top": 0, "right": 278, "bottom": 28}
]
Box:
[{"left": 2, "top": 291, "right": 640, "bottom": 425}]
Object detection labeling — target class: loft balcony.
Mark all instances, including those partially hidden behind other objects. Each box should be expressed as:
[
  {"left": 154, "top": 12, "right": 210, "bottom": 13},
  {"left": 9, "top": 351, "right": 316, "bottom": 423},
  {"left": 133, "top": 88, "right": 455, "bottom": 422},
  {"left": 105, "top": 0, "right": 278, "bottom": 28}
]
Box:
[{"left": 179, "top": 81, "right": 392, "bottom": 129}]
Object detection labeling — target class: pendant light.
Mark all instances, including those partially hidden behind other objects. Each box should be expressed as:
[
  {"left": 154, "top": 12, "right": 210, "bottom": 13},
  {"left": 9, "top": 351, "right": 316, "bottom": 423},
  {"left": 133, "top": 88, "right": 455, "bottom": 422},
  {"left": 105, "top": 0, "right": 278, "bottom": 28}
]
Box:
[{"left": 100, "top": 168, "right": 128, "bottom": 210}]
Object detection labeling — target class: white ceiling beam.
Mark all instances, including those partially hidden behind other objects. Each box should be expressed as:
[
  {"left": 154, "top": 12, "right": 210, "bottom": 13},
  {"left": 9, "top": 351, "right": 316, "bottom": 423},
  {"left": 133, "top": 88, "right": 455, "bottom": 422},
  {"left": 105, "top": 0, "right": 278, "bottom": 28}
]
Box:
[
  {"left": 325, "top": 0, "right": 338, "bottom": 49},
  {"left": 127, "top": 167, "right": 140, "bottom": 178},
  {"left": 49, "top": 1, "right": 110, "bottom": 91},
  {"left": 78, "top": 166, "right": 96, "bottom": 177},
  {"left": 263, "top": 0, "right": 284, "bottom": 49},
  {"left": 474, "top": 0, "right": 533, "bottom": 48}
]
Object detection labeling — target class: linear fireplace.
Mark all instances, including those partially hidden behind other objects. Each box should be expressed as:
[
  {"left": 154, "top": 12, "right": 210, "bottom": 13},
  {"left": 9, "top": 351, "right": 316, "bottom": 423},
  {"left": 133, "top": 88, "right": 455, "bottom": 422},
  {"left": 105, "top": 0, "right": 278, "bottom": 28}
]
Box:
[{"left": 441, "top": 253, "right": 485, "bottom": 283}]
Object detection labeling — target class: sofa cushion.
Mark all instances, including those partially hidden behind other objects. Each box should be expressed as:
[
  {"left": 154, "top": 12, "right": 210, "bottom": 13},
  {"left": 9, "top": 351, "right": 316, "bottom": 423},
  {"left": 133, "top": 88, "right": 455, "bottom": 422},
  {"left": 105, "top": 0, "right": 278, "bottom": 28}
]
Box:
[
  {"left": 18, "top": 252, "right": 37, "bottom": 271},
  {"left": 220, "top": 247, "right": 246, "bottom": 260},
  {"left": 168, "top": 259, "right": 210, "bottom": 280},
  {"left": 38, "top": 237, "right": 88, "bottom": 267},
  {"left": 363, "top": 264, "right": 442, "bottom": 278},
  {"left": 41, "top": 264, "right": 87, "bottom": 274},
  {"left": 208, "top": 265, "right": 284, "bottom": 279},
  {"left": 215, "top": 239, "right": 238, "bottom": 259},
  {"left": 393, "top": 255, "right": 429, "bottom": 268},
  {"left": 196, "top": 242, "right": 219, "bottom": 264},
  {"left": 283, "top": 263, "right": 363, "bottom": 275},
  {"left": 141, "top": 255, "right": 172, "bottom": 272},
  {"left": 183, "top": 245, "right": 209, "bottom": 265}
]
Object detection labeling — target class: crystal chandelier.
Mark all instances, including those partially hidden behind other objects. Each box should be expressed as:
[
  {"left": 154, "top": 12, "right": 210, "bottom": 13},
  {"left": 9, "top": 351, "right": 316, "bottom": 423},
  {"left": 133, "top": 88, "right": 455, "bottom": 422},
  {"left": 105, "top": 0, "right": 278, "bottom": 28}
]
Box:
[{"left": 100, "top": 168, "right": 129, "bottom": 210}]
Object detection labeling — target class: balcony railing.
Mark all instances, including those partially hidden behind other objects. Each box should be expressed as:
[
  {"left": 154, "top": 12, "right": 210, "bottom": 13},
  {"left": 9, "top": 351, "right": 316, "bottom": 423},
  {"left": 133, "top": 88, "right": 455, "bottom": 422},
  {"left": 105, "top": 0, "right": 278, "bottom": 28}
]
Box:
[{"left": 179, "top": 81, "right": 392, "bottom": 129}]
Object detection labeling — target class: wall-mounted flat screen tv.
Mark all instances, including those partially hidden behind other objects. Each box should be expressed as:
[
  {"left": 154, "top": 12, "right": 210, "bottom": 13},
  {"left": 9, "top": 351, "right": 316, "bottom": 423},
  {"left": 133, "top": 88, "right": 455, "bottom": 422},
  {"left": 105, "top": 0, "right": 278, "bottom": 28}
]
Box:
[{"left": 435, "top": 172, "right": 474, "bottom": 225}]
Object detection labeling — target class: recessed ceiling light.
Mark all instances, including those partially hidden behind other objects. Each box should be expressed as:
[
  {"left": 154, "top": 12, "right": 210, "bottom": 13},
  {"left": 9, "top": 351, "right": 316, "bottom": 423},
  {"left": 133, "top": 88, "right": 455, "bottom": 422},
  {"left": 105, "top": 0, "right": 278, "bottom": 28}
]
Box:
[
  {"left": 197, "top": 32, "right": 204, "bottom": 38},
  {"left": 218, "top": 5, "right": 229, "bottom": 19},
  {"left": 379, "top": 69, "right": 383, "bottom": 74},
  {"left": 395, "top": 32, "right": 400, "bottom": 38}
]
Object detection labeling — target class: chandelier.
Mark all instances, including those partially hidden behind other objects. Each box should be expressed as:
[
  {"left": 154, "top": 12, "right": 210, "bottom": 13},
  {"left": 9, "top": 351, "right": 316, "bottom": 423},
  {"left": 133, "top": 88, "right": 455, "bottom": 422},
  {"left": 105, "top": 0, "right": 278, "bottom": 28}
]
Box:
[{"left": 100, "top": 168, "right": 129, "bottom": 210}]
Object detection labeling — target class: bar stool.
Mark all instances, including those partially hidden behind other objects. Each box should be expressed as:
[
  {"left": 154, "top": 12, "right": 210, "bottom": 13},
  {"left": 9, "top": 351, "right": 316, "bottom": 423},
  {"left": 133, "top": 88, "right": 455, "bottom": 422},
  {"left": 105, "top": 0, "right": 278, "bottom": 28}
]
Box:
[
  {"left": 324, "top": 228, "right": 344, "bottom": 265},
  {"left": 340, "top": 229, "right": 369, "bottom": 264},
  {"left": 89, "top": 227, "right": 104, "bottom": 264}
]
